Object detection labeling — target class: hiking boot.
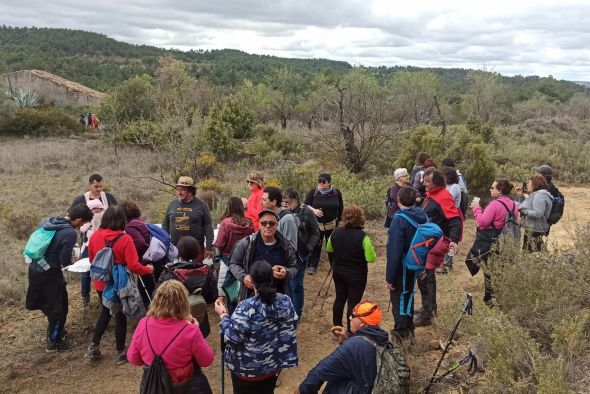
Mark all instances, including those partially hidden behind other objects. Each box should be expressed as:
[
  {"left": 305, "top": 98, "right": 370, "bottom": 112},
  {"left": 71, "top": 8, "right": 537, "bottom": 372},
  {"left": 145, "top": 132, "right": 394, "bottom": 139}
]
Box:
[
  {"left": 82, "top": 296, "right": 90, "bottom": 308},
  {"left": 307, "top": 267, "right": 317, "bottom": 275},
  {"left": 85, "top": 343, "right": 102, "bottom": 361},
  {"left": 47, "top": 339, "right": 77, "bottom": 352},
  {"left": 115, "top": 349, "right": 128, "bottom": 365},
  {"left": 414, "top": 314, "right": 432, "bottom": 327},
  {"left": 435, "top": 266, "right": 451, "bottom": 275}
]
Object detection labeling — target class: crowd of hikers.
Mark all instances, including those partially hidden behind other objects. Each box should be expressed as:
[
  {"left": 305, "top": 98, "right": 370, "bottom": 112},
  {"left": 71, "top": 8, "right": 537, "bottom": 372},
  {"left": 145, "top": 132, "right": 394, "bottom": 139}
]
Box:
[{"left": 22, "top": 157, "right": 565, "bottom": 393}]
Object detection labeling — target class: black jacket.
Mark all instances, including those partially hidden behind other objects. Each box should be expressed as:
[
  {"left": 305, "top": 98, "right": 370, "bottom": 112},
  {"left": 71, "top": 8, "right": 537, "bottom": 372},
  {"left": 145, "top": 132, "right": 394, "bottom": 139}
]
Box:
[{"left": 304, "top": 187, "right": 344, "bottom": 224}]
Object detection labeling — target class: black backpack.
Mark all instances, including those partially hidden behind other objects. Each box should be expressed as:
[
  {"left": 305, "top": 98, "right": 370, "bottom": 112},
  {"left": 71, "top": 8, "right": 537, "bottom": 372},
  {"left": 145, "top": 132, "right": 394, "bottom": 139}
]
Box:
[
  {"left": 547, "top": 188, "right": 565, "bottom": 225},
  {"left": 141, "top": 320, "right": 188, "bottom": 394}
]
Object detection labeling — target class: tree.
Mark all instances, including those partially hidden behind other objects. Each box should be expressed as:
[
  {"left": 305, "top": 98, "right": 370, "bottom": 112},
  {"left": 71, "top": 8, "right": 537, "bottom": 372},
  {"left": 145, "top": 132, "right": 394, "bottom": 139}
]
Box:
[
  {"left": 467, "top": 69, "right": 507, "bottom": 122},
  {"left": 387, "top": 71, "right": 443, "bottom": 128},
  {"left": 98, "top": 74, "right": 155, "bottom": 129},
  {"left": 264, "top": 67, "right": 303, "bottom": 129},
  {"left": 296, "top": 72, "right": 332, "bottom": 129}
]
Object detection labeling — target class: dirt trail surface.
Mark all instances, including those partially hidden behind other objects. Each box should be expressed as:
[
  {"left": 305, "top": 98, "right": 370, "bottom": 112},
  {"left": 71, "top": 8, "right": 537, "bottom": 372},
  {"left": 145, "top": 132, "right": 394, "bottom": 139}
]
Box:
[{"left": 0, "top": 187, "right": 586, "bottom": 394}]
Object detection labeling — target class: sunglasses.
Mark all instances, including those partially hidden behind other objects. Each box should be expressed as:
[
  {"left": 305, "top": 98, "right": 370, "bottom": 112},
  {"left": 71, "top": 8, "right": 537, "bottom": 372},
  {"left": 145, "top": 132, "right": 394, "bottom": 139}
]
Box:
[
  {"left": 351, "top": 303, "right": 378, "bottom": 319},
  {"left": 259, "top": 221, "right": 277, "bottom": 228},
  {"left": 318, "top": 179, "right": 328, "bottom": 184},
  {"left": 246, "top": 180, "right": 255, "bottom": 185}
]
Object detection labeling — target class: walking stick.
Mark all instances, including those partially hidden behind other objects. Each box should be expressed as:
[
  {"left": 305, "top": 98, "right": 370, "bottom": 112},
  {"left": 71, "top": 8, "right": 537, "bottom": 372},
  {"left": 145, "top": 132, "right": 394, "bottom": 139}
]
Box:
[
  {"left": 319, "top": 274, "right": 333, "bottom": 311},
  {"left": 425, "top": 293, "right": 473, "bottom": 394},
  {"left": 137, "top": 275, "right": 152, "bottom": 303},
  {"left": 311, "top": 265, "right": 333, "bottom": 308}
]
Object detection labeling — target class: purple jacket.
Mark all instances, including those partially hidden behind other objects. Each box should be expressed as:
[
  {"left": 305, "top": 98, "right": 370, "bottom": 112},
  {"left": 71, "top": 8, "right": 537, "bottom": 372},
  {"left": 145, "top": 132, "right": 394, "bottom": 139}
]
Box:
[{"left": 125, "top": 218, "right": 151, "bottom": 259}]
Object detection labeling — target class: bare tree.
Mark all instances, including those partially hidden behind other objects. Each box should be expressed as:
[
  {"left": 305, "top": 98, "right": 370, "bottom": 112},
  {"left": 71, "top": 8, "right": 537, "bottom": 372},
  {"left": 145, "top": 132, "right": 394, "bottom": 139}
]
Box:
[
  {"left": 467, "top": 68, "right": 507, "bottom": 122},
  {"left": 264, "top": 67, "right": 303, "bottom": 129}
]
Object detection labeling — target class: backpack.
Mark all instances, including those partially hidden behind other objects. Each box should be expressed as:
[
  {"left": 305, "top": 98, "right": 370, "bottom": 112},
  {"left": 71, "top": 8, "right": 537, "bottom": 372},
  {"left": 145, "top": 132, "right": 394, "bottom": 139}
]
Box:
[
  {"left": 143, "top": 224, "right": 178, "bottom": 263},
  {"left": 188, "top": 288, "right": 207, "bottom": 325},
  {"left": 23, "top": 226, "right": 56, "bottom": 268},
  {"left": 90, "top": 234, "right": 124, "bottom": 282},
  {"left": 547, "top": 189, "right": 565, "bottom": 225},
  {"left": 278, "top": 209, "right": 307, "bottom": 259},
  {"left": 359, "top": 336, "right": 410, "bottom": 394},
  {"left": 397, "top": 213, "right": 443, "bottom": 271},
  {"left": 497, "top": 200, "right": 521, "bottom": 241},
  {"left": 459, "top": 190, "right": 469, "bottom": 218},
  {"left": 141, "top": 320, "right": 188, "bottom": 394}
]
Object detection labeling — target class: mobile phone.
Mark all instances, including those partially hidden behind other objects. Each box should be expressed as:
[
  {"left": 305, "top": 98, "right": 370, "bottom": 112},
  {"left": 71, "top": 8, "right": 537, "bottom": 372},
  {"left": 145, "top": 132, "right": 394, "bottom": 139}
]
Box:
[{"left": 472, "top": 197, "right": 480, "bottom": 205}]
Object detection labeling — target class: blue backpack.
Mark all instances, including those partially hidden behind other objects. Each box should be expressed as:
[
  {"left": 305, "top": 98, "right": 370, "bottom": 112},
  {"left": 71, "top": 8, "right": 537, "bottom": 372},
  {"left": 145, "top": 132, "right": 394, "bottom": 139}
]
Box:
[{"left": 397, "top": 212, "right": 442, "bottom": 317}]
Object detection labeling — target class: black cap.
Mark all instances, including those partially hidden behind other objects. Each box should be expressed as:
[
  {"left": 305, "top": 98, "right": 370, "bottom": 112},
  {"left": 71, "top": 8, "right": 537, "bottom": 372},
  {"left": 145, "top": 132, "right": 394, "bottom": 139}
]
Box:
[
  {"left": 318, "top": 173, "right": 331, "bottom": 182},
  {"left": 258, "top": 209, "right": 278, "bottom": 220},
  {"left": 535, "top": 165, "right": 553, "bottom": 176}
]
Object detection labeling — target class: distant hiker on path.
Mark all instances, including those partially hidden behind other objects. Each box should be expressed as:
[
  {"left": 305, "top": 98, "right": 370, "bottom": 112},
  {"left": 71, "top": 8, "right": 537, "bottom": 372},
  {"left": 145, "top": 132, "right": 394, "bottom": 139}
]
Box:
[
  {"left": 162, "top": 176, "right": 214, "bottom": 261},
  {"left": 79, "top": 114, "right": 86, "bottom": 127},
  {"left": 244, "top": 171, "right": 265, "bottom": 231},
  {"left": 25, "top": 203, "right": 92, "bottom": 352}
]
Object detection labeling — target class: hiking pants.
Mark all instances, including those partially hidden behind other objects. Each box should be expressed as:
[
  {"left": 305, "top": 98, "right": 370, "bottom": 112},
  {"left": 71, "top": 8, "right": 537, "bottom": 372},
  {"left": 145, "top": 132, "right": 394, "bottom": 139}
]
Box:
[
  {"left": 231, "top": 373, "right": 278, "bottom": 394},
  {"left": 47, "top": 288, "right": 68, "bottom": 342},
  {"left": 332, "top": 270, "right": 367, "bottom": 330},
  {"left": 417, "top": 269, "right": 437, "bottom": 319},
  {"left": 288, "top": 257, "right": 306, "bottom": 319},
  {"left": 308, "top": 229, "right": 334, "bottom": 269},
  {"left": 390, "top": 276, "right": 416, "bottom": 340},
  {"left": 80, "top": 247, "right": 91, "bottom": 299},
  {"left": 92, "top": 291, "right": 127, "bottom": 352},
  {"left": 523, "top": 231, "right": 545, "bottom": 252}
]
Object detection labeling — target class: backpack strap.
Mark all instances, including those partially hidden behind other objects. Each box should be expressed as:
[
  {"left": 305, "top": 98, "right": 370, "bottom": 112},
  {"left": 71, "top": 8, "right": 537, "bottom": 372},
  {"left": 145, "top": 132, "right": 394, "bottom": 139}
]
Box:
[
  {"left": 496, "top": 199, "right": 515, "bottom": 216},
  {"left": 146, "top": 319, "right": 189, "bottom": 358},
  {"left": 397, "top": 212, "right": 419, "bottom": 229},
  {"left": 106, "top": 233, "right": 125, "bottom": 248}
]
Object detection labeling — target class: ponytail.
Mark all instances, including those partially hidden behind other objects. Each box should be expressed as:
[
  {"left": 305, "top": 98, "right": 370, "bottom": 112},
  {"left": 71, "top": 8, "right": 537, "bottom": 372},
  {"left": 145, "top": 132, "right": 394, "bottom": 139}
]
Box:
[{"left": 250, "top": 260, "right": 277, "bottom": 305}]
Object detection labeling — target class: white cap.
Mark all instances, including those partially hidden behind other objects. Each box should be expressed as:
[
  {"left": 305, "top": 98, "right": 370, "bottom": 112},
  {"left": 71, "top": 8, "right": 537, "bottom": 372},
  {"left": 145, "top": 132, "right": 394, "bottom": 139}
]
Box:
[{"left": 394, "top": 168, "right": 409, "bottom": 180}]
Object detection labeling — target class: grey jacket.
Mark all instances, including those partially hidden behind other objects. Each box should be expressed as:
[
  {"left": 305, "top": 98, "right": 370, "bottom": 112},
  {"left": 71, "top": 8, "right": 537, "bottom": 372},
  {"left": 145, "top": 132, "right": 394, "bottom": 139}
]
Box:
[{"left": 520, "top": 189, "right": 553, "bottom": 233}]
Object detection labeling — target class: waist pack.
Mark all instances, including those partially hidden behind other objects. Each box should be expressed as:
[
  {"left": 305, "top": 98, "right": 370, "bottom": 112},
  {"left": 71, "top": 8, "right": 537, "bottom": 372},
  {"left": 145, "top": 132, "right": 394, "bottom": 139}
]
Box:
[
  {"left": 90, "top": 234, "right": 124, "bottom": 282},
  {"left": 143, "top": 224, "right": 178, "bottom": 263},
  {"left": 359, "top": 337, "right": 410, "bottom": 394}
]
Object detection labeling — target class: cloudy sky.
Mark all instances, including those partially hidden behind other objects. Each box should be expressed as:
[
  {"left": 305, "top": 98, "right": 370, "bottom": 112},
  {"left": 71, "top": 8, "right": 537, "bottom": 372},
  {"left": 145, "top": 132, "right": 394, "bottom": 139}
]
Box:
[{"left": 3, "top": 0, "right": 590, "bottom": 80}]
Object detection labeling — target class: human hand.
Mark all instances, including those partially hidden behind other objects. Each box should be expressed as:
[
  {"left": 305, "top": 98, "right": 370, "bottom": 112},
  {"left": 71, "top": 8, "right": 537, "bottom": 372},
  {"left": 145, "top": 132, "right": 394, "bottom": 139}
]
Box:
[
  {"left": 215, "top": 298, "right": 228, "bottom": 316},
  {"left": 186, "top": 315, "right": 199, "bottom": 325},
  {"left": 314, "top": 208, "right": 324, "bottom": 218},
  {"left": 272, "top": 265, "right": 287, "bottom": 280},
  {"left": 146, "top": 264, "right": 154, "bottom": 274},
  {"left": 216, "top": 296, "right": 226, "bottom": 305},
  {"left": 243, "top": 274, "right": 254, "bottom": 289},
  {"left": 386, "top": 282, "right": 394, "bottom": 291},
  {"left": 204, "top": 250, "right": 214, "bottom": 260},
  {"left": 449, "top": 242, "right": 458, "bottom": 256},
  {"left": 331, "top": 326, "right": 348, "bottom": 343}
]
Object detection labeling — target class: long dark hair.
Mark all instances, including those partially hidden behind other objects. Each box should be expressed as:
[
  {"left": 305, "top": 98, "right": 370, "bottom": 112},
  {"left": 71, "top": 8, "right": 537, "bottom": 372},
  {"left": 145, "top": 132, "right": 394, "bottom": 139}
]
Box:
[
  {"left": 250, "top": 260, "right": 277, "bottom": 305},
  {"left": 222, "top": 196, "right": 250, "bottom": 227},
  {"left": 99, "top": 206, "right": 127, "bottom": 230}
]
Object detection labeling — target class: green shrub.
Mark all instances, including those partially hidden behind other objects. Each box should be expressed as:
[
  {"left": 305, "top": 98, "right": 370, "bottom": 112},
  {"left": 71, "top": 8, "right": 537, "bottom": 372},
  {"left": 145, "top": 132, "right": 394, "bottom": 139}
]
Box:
[
  {"left": 115, "top": 118, "right": 183, "bottom": 149},
  {"left": 0, "top": 107, "right": 82, "bottom": 136},
  {"left": 203, "top": 106, "right": 239, "bottom": 159},
  {"left": 0, "top": 205, "right": 43, "bottom": 240}
]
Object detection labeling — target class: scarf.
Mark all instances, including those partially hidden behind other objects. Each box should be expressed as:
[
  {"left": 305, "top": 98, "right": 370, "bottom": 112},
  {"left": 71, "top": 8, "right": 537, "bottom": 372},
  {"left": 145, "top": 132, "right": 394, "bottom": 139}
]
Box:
[{"left": 317, "top": 186, "right": 333, "bottom": 195}]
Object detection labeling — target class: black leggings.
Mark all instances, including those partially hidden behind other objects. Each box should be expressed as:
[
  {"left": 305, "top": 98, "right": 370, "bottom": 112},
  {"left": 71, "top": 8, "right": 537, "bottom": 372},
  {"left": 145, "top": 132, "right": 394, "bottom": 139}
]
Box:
[
  {"left": 332, "top": 271, "right": 367, "bottom": 330},
  {"left": 231, "top": 373, "right": 277, "bottom": 394},
  {"left": 523, "top": 231, "right": 546, "bottom": 252},
  {"left": 92, "top": 291, "right": 127, "bottom": 352},
  {"left": 308, "top": 229, "right": 334, "bottom": 269}
]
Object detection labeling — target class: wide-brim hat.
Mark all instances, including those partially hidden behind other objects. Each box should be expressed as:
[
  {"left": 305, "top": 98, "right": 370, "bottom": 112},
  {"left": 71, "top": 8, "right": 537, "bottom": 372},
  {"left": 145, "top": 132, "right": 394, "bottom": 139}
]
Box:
[{"left": 176, "top": 176, "right": 195, "bottom": 188}]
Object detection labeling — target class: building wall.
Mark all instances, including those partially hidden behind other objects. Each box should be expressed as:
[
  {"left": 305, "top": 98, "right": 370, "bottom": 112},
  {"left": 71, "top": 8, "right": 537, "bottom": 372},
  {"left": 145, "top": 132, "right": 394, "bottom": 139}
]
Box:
[{"left": 6, "top": 71, "right": 103, "bottom": 107}]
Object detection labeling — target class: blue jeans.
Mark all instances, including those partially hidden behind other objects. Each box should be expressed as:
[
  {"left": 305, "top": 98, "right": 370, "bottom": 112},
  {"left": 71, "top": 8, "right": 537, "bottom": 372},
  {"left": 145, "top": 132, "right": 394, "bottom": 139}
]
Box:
[
  {"left": 288, "top": 258, "right": 306, "bottom": 319},
  {"left": 80, "top": 247, "right": 91, "bottom": 298}
]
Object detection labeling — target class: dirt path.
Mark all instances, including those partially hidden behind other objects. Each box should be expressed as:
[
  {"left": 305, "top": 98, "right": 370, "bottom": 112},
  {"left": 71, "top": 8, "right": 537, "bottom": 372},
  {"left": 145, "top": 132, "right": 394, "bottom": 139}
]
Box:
[{"left": 1, "top": 187, "right": 584, "bottom": 394}]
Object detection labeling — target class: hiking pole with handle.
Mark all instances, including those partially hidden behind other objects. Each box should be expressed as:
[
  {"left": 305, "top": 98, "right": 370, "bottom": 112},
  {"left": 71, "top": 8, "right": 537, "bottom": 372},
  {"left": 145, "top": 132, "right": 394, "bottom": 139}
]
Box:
[
  {"left": 311, "top": 265, "right": 333, "bottom": 308},
  {"left": 319, "top": 273, "right": 333, "bottom": 310},
  {"left": 425, "top": 293, "right": 473, "bottom": 394},
  {"left": 137, "top": 275, "right": 152, "bottom": 304}
]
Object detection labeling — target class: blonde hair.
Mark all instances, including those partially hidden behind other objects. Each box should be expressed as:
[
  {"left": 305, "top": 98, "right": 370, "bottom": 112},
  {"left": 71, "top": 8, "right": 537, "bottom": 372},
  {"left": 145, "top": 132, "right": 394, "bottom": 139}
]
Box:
[
  {"left": 247, "top": 171, "right": 265, "bottom": 188},
  {"left": 147, "top": 280, "right": 190, "bottom": 321}
]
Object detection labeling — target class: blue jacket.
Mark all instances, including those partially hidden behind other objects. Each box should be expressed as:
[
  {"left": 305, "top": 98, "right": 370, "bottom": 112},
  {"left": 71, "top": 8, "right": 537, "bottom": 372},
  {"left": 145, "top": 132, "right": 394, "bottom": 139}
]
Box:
[
  {"left": 299, "top": 325, "right": 389, "bottom": 394},
  {"left": 221, "top": 293, "right": 298, "bottom": 378},
  {"left": 41, "top": 217, "right": 77, "bottom": 270},
  {"left": 386, "top": 207, "right": 428, "bottom": 287}
]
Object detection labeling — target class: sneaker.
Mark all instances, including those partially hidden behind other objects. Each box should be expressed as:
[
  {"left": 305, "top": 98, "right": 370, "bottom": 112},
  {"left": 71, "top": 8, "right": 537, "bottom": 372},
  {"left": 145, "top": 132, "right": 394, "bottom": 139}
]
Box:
[
  {"left": 115, "top": 350, "right": 128, "bottom": 365},
  {"left": 85, "top": 343, "right": 102, "bottom": 361},
  {"left": 47, "top": 339, "right": 76, "bottom": 352},
  {"left": 435, "top": 267, "right": 450, "bottom": 275},
  {"left": 414, "top": 314, "right": 432, "bottom": 327},
  {"left": 46, "top": 340, "right": 57, "bottom": 353},
  {"left": 82, "top": 296, "right": 90, "bottom": 308},
  {"left": 307, "top": 267, "right": 317, "bottom": 275}
]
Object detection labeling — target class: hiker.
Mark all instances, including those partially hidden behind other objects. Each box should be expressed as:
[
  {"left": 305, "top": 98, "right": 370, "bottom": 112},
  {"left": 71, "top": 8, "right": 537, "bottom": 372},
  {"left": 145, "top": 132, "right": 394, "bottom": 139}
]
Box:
[
  {"left": 518, "top": 174, "right": 553, "bottom": 252},
  {"left": 304, "top": 173, "right": 344, "bottom": 275},
  {"left": 162, "top": 176, "right": 214, "bottom": 260},
  {"left": 410, "top": 152, "right": 430, "bottom": 181},
  {"left": 535, "top": 165, "right": 563, "bottom": 234},
  {"left": 79, "top": 114, "right": 86, "bottom": 127},
  {"left": 466, "top": 179, "right": 520, "bottom": 306},
  {"left": 87, "top": 112, "right": 92, "bottom": 127},
  {"left": 413, "top": 158, "right": 437, "bottom": 198},
  {"left": 438, "top": 166, "right": 463, "bottom": 274},
  {"left": 416, "top": 168, "right": 462, "bottom": 327},
  {"left": 384, "top": 168, "right": 411, "bottom": 228},
  {"left": 228, "top": 209, "right": 298, "bottom": 302},
  {"left": 215, "top": 260, "right": 298, "bottom": 393},
  {"left": 297, "top": 301, "right": 391, "bottom": 393},
  {"left": 283, "top": 187, "right": 320, "bottom": 319},
  {"left": 386, "top": 187, "right": 427, "bottom": 340},
  {"left": 215, "top": 197, "right": 254, "bottom": 305},
  {"left": 244, "top": 171, "right": 265, "bottom": 231},
  {"left": 120, "top": 200, "right": 155, "bottom": 307},
  {"left": 85, "top": 206, "right": 154, "bottom": 365},
  {"left": 262, "top": 186, "right": 299, "bottom": 251},
  {"left": 442, "top": 157, "right": 468, "bottom": 193},
  {"left": 158, "top": 236, "right": 217, "bottom": 338},
  {"left": 79, "top": 199, "right": 105, "bottom": 257},
  {"left": 68, "top": 173, "right": 118, "bottom": 307},
  {"left": 25, "top": 204, "right": 93, "bottom": 352},
  {"left": 327, "top": 205, "right": 377, "bottom": 332},
  {"left": 127, "top": 280, "right": 214, "bottom": 394}
]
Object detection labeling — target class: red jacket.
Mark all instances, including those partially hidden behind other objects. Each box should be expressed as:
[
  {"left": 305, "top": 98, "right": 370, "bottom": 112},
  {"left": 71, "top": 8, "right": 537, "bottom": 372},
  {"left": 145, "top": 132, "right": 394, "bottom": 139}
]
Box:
[
  {"left": 88, "top": 228, "right": 152, "bottom": 292},
  {"left": 245, "top": 187, "right": 264, "bottom": 231},
  {"left": 214, "top": 217, "right": 254, "bottom": 256}
]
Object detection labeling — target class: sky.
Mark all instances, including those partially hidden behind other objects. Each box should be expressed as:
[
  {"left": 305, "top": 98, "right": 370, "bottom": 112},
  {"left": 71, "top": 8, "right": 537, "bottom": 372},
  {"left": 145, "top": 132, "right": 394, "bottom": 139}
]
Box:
[{"left": 2, "top": 0, "right": 590, "bottom": 81}]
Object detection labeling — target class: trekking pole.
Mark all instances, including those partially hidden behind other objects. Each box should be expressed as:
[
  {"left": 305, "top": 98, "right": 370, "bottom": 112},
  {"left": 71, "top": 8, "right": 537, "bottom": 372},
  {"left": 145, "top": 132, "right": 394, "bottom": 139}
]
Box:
[
  {"left": 430, "top": 348, "right": 478, "bottom": 384},
  {"left": 137, "top": 275, "right": 152, "bottom": 304},
  {"left": 311, "top": 266, "right": 333, "bottom": 308},
  {"left": 220, "top": 330, "right": 225, "bottom": 394},
  {"left": 425, "top": 293, "right": 473, "bottom": 394},
  {"left": 319, "top": 273, "right": 333, "bottom": 311}
]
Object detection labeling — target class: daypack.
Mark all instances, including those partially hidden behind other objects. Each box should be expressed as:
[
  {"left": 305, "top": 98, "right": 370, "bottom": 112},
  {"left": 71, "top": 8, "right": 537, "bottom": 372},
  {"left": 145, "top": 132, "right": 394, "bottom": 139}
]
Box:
[
  {"left": 278, "top": 209, "right": 307, "bottom": 258},
  {"left": 90, "top": 234, "right": 124, "bottom": 282},
  {"left": 359, "top": 336, "right": 410, "bottom": 394},
  {"left": 497, "top": 200, "right": 521, "bottom": 241},
  {"left": 142, "top": 320, "right": 188, "bottom": 394},
  {"left": 397, "top": 213, "right": 443, "bottom": 271},
  {"left": 547, "top": 189, "right": 565, "bottom": 225},
  {"left": 143, "top": 224, "right": 178, "bottom": 263},
  {"left": 23, "top": 226, "right": 56, "bottom": 267},
  {"left": 459, "top": 190, "right": 469, "bottom": 218},
  {"left": 188, "top": 288, "right": 207, "bottom": 325}
]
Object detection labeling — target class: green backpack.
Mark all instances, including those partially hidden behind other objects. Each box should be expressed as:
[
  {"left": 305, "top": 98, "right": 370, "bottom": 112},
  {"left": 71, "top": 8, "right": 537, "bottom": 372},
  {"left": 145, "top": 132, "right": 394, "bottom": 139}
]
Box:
[
  {"left": 23, "top": 227, "right": 56, "bottom": 270},
  {"left": 359, "top": 336, "right": 410, "bottom": 394}
]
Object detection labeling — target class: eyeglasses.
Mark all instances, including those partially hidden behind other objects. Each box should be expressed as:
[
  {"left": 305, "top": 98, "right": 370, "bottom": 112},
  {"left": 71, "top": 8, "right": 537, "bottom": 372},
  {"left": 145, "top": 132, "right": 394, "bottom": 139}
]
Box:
[
  {"left": 246, "top": 180, "right": 254, "bottom": 185},
  {"left": 259, "top": 221, "right": 277, "bottom": 228},
  {"left": 318, "top": 180, "right": 328, "bottom": 184},
  {"left": 351, "top": 304, "right": 378, "bottom": 319}
]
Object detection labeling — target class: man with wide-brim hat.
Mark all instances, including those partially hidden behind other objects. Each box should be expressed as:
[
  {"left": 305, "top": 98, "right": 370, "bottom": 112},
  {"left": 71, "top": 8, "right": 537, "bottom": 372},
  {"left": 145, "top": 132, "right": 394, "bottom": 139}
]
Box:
[{"left": 162, "top": 176, "right": 214, "bottom": 260}]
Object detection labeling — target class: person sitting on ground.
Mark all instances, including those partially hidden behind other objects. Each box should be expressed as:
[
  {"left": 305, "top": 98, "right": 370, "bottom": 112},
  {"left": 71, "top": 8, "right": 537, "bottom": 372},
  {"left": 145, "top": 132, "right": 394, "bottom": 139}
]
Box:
[
  {"left": 386, "top": 187, "right": 427, "bottom": 340},
  {"left": 127, "top": 280, "right": 214, "bottom": 394},
  {"left": 244, "top": 171, "right": 265, "bottom": 231},
  {"left": 26, "top": 204, "right": 93, "bottom": 352},
  {"left": 327, "top": 204, "right": 377, "bottom": 332},
  {"left": 384, "top": 168, "right": 411, "bottom": 228},
  {"left": 85, "top": 206, "right": 154, "bottom": 365},
  {"left": 518, "top": 174, "right": 553, "bottom": 252},
  {"left": 159, "top": 236, "right": 217, "bottom": 338},
  {"left": 215, "top": 260, "right": 298, "bottom": 393},
  {"left": 297, "top": 301, "right": 388, "bottom": 394}
]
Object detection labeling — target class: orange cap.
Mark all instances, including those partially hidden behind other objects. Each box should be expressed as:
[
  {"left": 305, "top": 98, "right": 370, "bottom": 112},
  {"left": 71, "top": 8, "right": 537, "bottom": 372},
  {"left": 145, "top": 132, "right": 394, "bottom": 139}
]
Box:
[{"left": 352, "top": 300, "right": 382, "bottom": 326}]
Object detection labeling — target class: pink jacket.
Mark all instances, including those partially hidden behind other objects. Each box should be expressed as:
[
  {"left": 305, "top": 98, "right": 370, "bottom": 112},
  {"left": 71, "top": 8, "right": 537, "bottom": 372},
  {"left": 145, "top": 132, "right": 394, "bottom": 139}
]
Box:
[
  {"left": 472, "top": 196, "right": 520, "bottom": 231},
  {"left": 127, "top": 317, "right": 214, "bottom": 384}
]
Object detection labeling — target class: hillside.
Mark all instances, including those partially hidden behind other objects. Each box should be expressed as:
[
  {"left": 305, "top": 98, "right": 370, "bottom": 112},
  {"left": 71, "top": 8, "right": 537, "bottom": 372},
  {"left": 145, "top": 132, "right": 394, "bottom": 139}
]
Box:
[{"left": 0, "top": 26, "right": 586, "bottom": 101}]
